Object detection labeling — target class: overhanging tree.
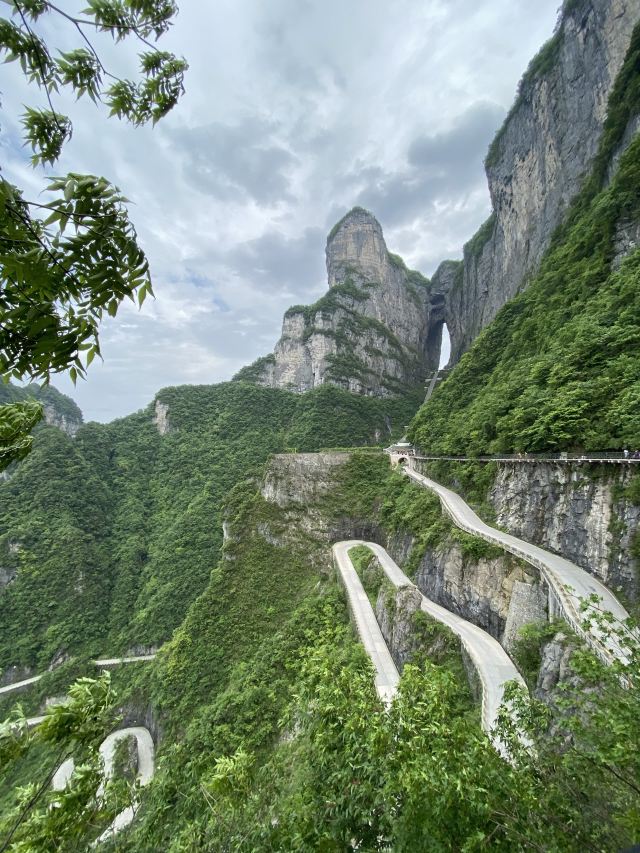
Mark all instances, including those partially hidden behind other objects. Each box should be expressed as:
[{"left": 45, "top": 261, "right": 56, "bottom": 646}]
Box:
[{"left": 0, "top": 0, "right": 188, "bottom": 468}]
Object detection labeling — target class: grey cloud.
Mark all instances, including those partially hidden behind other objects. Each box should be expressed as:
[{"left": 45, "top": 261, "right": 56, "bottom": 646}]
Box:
[
  {"left": 407, "top": 101, "right": 505, "bottom": 171},
  {"left": 224, "top": 227, "right": 326, "bottom": 297},
  {"left": 355, "top": 100, "right": 505, "bottom": 227},
  {"left": 167, "top": 119, "right": 297, "bottom": 204}
]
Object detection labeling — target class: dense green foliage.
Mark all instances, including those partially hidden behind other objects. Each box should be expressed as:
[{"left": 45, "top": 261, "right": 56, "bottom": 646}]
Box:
[
  {"left": 511, "top": 619, "right": 568, "bottom": 689},
  {"left": 379, "top": 468, "right": 505, "bottom": 575},
  {"left": 0, "top": 382, "right": 418, "bottom": 671},
  {"left": 411, "top": 27, "right": 640, "bottom": 454},
  {"left": 232, "top": 353, "right": 275, "bottom": 383},
  {"left": 3, "top": 440, "right": 640, "bottom": 850},
  {"left": 0, "top": 383, "right": 82, "bottom": 425},
  {"left": 464, "top": 212, "right": 496, "bottom": 260},
  {"left": 0, "top": 400, "right": 43, "bottom": 471},
  {"left": 0, "top": 383, "right": 82, "bottom": 470},
  {"left": 348, "top": 544, "right": 383, "bottom": 604}
]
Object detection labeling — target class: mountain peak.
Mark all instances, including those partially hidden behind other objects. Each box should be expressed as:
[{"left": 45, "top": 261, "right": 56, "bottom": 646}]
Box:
[{"left": 326, "top": 206, "right": 387, "bottom": 288}]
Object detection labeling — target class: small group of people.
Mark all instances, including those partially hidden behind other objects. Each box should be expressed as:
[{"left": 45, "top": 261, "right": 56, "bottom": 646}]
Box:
[{"left": 622, "top": 449, "right": 640, "bottom": 460}]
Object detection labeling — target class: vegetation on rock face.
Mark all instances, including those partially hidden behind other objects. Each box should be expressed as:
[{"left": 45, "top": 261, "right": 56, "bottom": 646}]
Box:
[
  {"left": 100, "top": 458, "right": 640, "bottom": 849},
  {"left": 411, "top": 26, "right": 640, "bottom": 455},
  {"left": 232, "top": 353, "right": 275, "bottom": 383},
  {"left": 327, "top": 205, "right": 375, "bottom": 241},
  {"left": 0, "top": 383, "right": 82, "bottom": 426},
  {"left": 2, "top": 445, "right": 640, "bottom": 850},
  {"left": 463, "top": 212, "right": 497, "bottom": 261}
]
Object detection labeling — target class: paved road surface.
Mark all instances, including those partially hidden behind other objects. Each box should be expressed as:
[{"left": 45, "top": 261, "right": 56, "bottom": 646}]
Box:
[
  {"left": 404, "top": 467, "right": 630, "bottom": 664},
  {"left": 332, "top": 541, "right": 399, "bottom": 706},
  {"left": 0, "top": 654, "right": 156, "bottom": 696},
  {"left": 335, "top": 541, "right": 525, "bottom": 754},
  {"left": 93, "top": 655, "right": 157, "bottom": 667},
  {"left": 0, "top": 675, "right": 42, "bottom": 696}
]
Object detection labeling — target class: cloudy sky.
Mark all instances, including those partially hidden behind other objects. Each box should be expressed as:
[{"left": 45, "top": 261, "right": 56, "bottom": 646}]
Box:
[{"left": 2, "top": 0, "right": 561, "bottom": 422}]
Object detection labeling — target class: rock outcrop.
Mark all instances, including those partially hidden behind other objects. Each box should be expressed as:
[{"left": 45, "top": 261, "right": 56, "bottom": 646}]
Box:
[
  {"left": 0, "top": 383, "right": 83, "bottom": 438},
  {"left": 234, "top": 3, "right": 640, "bottom": 394},
  {"left": 375, "top": 581, "right": 423, "bottom": 669},
  {"left": 153, "top": 399, "right": 170, "bottom": 435},
  {"left": 41, "top": 402, "right": 82, "bottom": 437},
  {"left": 244, "top": 208, "right": 441, "bottom": 397},
  {"left": 535, "top": 632, "right": 578, "bottom": 703},
  {"left": 261, "top": 452, "right": 350, "bottom": 510},
  {"left": 408, "top": 542, "right": 547, "bottom": 649},
  {"left": 382, "top": 490, "right": 550, "bottom": 651}
]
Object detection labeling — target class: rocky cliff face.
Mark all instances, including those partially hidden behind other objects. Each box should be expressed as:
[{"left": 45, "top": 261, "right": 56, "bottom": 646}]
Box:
[
  {"left": 441, "top": 0, "right": 640, "bottom": 362},
  {"left": 246, "top": 208, "right": 440, "bottom": 397},
  {"left": 41, "top": 402, "right": 82, "bottom": 438},
  {"left": 491, "top": 462, "right": 639, "bottom": 601},
  {"left": 235, "top": 2, "right": 640, "bottom": 390},
  {"left": 385, "top": 533, "right": 548, "bottom": 653},
  {"left": 397, "top": 460, "right": 638, "bottom": 648},
  {"left": 152, "top": 399, "right": 170, "bottom": 435}
]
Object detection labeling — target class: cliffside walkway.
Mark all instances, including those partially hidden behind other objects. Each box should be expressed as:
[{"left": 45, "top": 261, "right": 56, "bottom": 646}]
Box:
[
  {"left": 0, "top": 654, "right": 156, "bottom": 697},
  {"left": 333, "top": 541, "right": 525, "bottom": 754},
  {"left": 395, "top": 450, "right": 640, "bottom": 465},
  {"left": 403, "top": 466, "right": 630, "bottom": 665}
]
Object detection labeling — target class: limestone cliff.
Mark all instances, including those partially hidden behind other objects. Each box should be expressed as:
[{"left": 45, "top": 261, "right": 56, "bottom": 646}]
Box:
[
  {"left": 437, "top": 0, "right": 640, "bottom": 363},
  {"left": 490, "top": 462, "right": 639, "bottom": 601},
  {"left": 234, "top": 3, "right": 640, "bottom": 389},
  {"left": 240, "top": 208, "right": 439, "bottom": 397},
  {"left": 385, "top": 532, "right": 548, "bottom": 653}
]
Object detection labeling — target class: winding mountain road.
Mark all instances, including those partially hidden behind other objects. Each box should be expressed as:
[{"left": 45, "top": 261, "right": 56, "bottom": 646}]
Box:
[
  {"left": 333, "top": 541, "right": 525, "bottom": 753},
  {"left": 403, "top": 466, "right": 631, "bottom": 664},
  {"left": 52, "top": 726, "right": 155, "bottom": 842},
  {"left": 332, "top": 541, "right": 399, "bottom": 705}
]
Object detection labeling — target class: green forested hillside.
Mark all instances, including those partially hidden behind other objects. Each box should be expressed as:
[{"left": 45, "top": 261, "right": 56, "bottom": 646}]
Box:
[
  {"left": 0, "top": 381, "right": 421, "bottom": 670},
  {"left": 410, "top": 25, "right": 640, "bottom": 454},
  {"left": 90, "top": 453, "right": 640, "bottom": 850}
]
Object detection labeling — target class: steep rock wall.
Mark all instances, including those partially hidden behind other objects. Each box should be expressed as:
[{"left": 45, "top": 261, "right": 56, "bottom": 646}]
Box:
[
  {"left": 257, "top": 452, "right": 383, "bottom": 547},
  {"left": 389, "top": 538, "right": 547, "bottom": 652},
  {"left": 444, "top": 0, "right": 640, "bottom": 362},
  {"left": 491, "top": 462, "right": 639, "bottom": 601}
]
